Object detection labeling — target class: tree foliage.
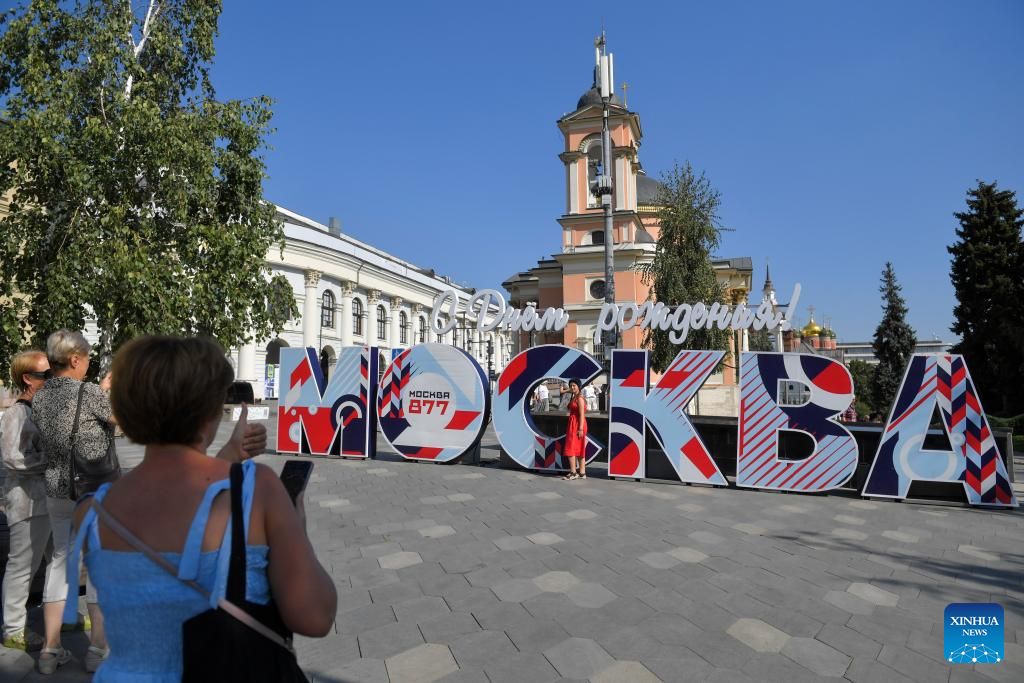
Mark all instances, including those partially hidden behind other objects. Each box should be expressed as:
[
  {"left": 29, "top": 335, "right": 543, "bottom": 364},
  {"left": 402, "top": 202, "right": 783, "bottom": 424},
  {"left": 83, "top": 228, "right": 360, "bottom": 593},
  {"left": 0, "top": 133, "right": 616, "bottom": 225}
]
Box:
[
  {"left": 949, "top": 181, "right": 1024, "bottom": 416},
  {"left": 870, "top": 262, "right": 916, "bottom": 411},
  {"left": 0, "top": 0, "right": 296, "bottom": 378},
  {"left": 639, "top": 162, "right": 729, "bottom": 372},
  {"left": 846, "top": 359, "right": 876, "bottom": 419}
]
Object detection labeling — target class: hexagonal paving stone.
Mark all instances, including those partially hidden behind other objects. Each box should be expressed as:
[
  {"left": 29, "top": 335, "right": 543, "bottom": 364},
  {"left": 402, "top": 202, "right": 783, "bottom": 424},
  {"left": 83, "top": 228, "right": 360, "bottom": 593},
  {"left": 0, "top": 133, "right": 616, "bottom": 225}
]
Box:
[
  {"left": 542, "top": 637, "right": 615, "bottom": 679},
  {"left": 846, "top": 583, "right": 899, "bottom": 607},
  {"left": 379, "top": 551, "right": 423, "bottom": 570},
  {"left": 882, "top": 530, "right": 918, "bottom": 543},
  {"left": 676, "top": 502, "right": 705, "bottom": 512},
  {"left": 535, "top": 491, "right": 561, "bottom": 500},
  {"left": 385, "top": 643, "right": 459, "bottom": 683},
  {"left": 447, "top": 493, "right": 475, "bottom": 502},
  {"left": 320, "top": 657, "right": 388, "bottom": 683},
  {"left": 831, "top": 527, "right": 869, "bottom": 541},
  {"left": 781, "top": 637, "right": 851, "bottom": 677},
  {"left": 727, "top": 618, "right": 791, "bottom": 653},
  {"left": 565, "top": 582, "right": 617, "bottom": 609},
  {"left": 494, "top": 535, "right": 533, "bottom": 551},
  {"left": 639, "top": 552, "right": 680, "bottom": 569},
  {"left": 419, "top": 525, "right": 457, "bottom": 539},
  {"left": 526, "top": 532, "right": 564, "bottom": 546},
  {"left": 566, "top": 509, "right": 598, "bottom": 520},
  {"left": 958, "top": 545, "right": 998, "bottom": 561},
  {"left": 591, "top": 660, "right": 662, "bottom": 683},
  {"left": 493, "top": 578, "right": 544, "bottom": 602},
  {"left": 823, "top": 590, "right": 874, "bottom": 615},
  {"left": 667, "top": 547, "right": 708, "bottom": 563},
  {"left": 833, "top": 514, "right": 865, "bottom": 525},
  {"left": 733, "top": 523, "right": 766, "bottom": 535},
  {"left": 533, "top": 571, "right": 580, "bottom": 593}
]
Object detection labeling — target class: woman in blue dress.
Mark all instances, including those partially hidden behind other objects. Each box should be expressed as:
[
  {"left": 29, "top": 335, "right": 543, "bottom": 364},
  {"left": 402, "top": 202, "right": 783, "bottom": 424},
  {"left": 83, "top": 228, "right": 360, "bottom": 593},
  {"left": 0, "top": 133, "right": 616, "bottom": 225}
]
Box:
[{"left": 63, "top": 336, "right": 337, "bottom": 681}]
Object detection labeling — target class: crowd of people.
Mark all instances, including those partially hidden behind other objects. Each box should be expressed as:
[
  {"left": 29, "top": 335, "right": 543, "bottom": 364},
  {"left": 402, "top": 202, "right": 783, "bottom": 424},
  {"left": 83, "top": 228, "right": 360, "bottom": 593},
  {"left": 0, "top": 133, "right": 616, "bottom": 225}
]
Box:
[{"left": 1, "top": 330, "right": 337, "bottom": 680}]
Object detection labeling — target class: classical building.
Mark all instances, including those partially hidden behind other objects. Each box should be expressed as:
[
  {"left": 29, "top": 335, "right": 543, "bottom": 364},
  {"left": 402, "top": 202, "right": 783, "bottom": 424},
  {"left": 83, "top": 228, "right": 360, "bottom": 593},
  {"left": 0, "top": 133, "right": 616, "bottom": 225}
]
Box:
[
  {"left": 837, "top": 338, "right": 951, "bottom": 365},
  {"left": 503, "top": 39, "right": 753, "bottom": 413},
  {"left": 234, "top": 206, "right": 512, "bottom": 400}
]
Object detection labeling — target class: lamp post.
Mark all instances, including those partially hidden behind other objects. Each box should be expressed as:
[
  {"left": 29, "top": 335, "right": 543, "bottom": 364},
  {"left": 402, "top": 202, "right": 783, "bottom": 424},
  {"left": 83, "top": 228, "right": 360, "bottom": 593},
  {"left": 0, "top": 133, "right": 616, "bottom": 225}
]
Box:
[{"left": 594, "top": 33, "right": 617, "bottom": 370}]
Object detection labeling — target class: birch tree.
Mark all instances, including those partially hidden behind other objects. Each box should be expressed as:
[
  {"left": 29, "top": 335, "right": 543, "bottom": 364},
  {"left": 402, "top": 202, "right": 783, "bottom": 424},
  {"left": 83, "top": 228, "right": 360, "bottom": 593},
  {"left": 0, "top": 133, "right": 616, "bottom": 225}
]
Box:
[{"left": 0, "top": 0, "right": 296, "bottom": 376}]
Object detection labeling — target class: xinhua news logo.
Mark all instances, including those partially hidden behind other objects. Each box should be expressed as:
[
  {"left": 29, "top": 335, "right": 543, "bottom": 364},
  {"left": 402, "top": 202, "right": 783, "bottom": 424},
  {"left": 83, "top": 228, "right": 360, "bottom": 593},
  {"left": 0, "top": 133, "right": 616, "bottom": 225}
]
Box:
[{"left": 944, "top": 603, "right": 1004, "bottom": 663}]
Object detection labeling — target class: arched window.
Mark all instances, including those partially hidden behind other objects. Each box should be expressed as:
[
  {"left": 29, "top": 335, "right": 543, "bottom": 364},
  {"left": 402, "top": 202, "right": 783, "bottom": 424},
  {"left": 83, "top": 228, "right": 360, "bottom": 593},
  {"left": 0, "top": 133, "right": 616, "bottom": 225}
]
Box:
[
  {"left": 352, "top": 298, "right": 364, "bottom": 336},
  {"left": 589, "top": 230, "right": 604, "bottom": 246},
  {"left": 321, "top": 290, "right": 335, "bottom": 328},
  {"left": 377, "top": 305, "right": 387, "bottom": 340},
  {"left": 418, "top": 317, "right": 426, "bottom": 344},
  {"left": 399, "top": 311, "right": 409, "bottom": 344}
]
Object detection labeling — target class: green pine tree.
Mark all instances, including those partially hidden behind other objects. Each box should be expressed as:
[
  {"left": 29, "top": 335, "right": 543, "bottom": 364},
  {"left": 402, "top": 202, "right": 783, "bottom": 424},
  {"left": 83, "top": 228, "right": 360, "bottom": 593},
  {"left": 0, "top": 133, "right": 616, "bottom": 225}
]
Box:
[
  {"left": 639, "top": 162, "right": 729, "bottom": 372},
  {"left": 846, "top": 359, "right": 876, "bottom": 418},
  {"left": 0, "top": 0, "right": 297, "bottom": 377},
  {"left": 871, "top": 263, "right": 917, "bottom": 411},
  {"left": 949, "top": 181, "right": 1024, "bottom": 415}
]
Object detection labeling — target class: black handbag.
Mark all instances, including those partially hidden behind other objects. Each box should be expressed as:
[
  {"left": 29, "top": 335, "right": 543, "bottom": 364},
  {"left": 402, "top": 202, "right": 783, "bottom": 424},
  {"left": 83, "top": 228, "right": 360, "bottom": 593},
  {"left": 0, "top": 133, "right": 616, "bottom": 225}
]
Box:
[
  {"left": 69, "top": 383, "right": 121, "bottom": 500},
  {"left": 92, "top": 463, "right": 307, "bottom": 683}
]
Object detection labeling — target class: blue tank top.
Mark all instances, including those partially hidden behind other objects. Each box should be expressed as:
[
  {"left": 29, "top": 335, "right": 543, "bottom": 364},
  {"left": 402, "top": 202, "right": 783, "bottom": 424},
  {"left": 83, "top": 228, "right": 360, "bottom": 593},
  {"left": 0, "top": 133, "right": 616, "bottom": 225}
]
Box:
[{"left": 64, "top": 460, "right": 271, "bottom": 682}]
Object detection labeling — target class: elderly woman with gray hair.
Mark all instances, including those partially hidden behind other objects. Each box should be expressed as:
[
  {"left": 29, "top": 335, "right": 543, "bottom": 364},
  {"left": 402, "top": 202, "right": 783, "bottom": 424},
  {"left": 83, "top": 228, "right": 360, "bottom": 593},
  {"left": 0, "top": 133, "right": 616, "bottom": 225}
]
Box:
[{"left": 31, "top": 329, "right": 113, "bottom": 674}]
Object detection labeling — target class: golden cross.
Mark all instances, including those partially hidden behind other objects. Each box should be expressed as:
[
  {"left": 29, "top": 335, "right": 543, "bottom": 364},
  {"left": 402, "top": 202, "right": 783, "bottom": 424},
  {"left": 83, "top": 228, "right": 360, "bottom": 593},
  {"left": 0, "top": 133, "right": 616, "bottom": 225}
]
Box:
[
  {"left": 807, "top": 305, "right": 815, "bottom": 321},
  {"left": 621, "top": 82, "right": 629, "bottom": 108}
]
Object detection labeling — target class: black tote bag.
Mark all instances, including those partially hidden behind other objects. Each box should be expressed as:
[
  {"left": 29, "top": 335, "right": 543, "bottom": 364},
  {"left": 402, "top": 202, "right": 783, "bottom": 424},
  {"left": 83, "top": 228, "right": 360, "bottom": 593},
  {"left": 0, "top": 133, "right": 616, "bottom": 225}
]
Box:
[
  {"left": 93, "top": 463, "right": 307, "bottom": 682},
  {"left": 69, "top": 384, "right": 121, "bottom": 500}
]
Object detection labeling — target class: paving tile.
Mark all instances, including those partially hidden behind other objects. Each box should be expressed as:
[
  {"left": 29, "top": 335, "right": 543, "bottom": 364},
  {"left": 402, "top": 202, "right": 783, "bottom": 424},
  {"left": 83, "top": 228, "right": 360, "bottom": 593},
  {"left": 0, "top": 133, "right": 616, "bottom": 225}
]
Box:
[
  {"left": 494, "top": 535, "right": 533, "bottom": 551},
  {"left": 527, "top": 531, "right": 564, "bottom": 545},
  {"left": 847, "top": 582, "right": 900, "bottom": 607},
  {"left": 781, "top": 637, "right": 851, "bottom": 677},
  {"left": 394, "top": 596, "right": 452, "bottom": 623},
  {"left": 814, "top": 623, "right": 882, "bottom": 659},
  {"left": 420, "top": 524, "right": 457, "bottom": 538},
  {"left": 379, "top": 551, "right": 423, "bottom": 570},
  {"left": 534, "top": 571, "right": 581, "bottom": 593},
  {"left": 506, "top": 618, "right": 571, "bottom": 652},
  {"left": 726, "top": 617, "right": 791, "bottom": 653},
  {"left": 316, "top": 657, "right": 388, "bottom": 683},
  {"left": 358, "top": 621, "right": 425, "bottom": 660},
  {"left": 543, "top": 637, "right": 616, "bottom": 679},
  {"left": 591, "top": 660, "right": 662, "bottom": 683},
  {"left": 823, "top": 590, "right": 875, "bottom": 615},
  {"left": 565, "top": 582, "right": 617, "bottom": 608},
  {"left": 450, "top": 630, "right": 518, "bottom": 670},
  {"left": 639, "top": 551, "right": 681, "bottom": 569},
  {"left": 492, "top": 577, "right": 544, "bottom": 602},
  {"left": 385, "top": 643, "right": 459, "bottom": 683},
  {"left": 566, "top": 509, "right": 598, "bottom": 520},
  {"left": 667, "top": 547, "right": 708, "bottom": 563},
  {"left": 419, "top": 612, "right": 483, "bottom": 643},
  {"left": 482, "top": 652, "right": 560, "bottom": 683}
]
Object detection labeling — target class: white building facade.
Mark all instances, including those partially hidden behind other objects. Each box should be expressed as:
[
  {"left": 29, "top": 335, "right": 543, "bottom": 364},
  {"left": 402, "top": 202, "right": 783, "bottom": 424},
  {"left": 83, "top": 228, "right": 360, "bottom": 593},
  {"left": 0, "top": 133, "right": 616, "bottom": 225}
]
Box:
[{"left": 233, "top": 206, "right": 512, "bottom": 400}]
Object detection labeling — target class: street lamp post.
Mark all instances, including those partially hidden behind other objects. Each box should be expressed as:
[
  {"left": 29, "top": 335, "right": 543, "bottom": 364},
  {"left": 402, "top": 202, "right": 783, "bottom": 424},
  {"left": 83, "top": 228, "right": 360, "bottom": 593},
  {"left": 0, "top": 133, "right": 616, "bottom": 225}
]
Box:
[{"left": 595, "top": 33, "right": 617, "bottom": 370}]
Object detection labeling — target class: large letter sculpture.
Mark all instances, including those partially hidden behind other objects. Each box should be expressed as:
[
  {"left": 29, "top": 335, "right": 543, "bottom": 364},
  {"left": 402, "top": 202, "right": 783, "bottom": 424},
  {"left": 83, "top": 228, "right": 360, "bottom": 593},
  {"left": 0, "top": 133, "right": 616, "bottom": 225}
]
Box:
[
  {"left": 609, "top": 349, "right": 727, "bottom": 485},
  {"left": 493, "top": 345, "right": 604, "bottom": 471},
  {"left": 863, "top": 354, "right": 1017, "bottom": 507},
  {"left": 737, "top": 353, "right": 858, "bottom": 492},
  {"left": 378, "top": 344, "right": 490, "bottom": 462},
  {"left": 278, "top": 346, "right": 379, "bottom": 458}
]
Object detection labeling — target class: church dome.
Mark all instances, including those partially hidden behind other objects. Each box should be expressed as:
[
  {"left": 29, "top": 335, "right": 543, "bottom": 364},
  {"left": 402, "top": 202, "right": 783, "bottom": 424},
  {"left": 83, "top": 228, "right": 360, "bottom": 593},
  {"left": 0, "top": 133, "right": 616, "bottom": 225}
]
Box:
[
  {"left": 802, "top": 318, "right": 823, "bottom": 337},
  {"left": 576, "top": 87, "right": 622, "bottom": 110}
]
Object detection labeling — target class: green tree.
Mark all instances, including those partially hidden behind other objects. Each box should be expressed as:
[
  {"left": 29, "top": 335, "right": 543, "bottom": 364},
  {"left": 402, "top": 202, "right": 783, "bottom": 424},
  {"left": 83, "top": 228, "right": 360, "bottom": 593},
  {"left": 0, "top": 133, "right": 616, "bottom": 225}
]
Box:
[
  {"left": 748, "top": 327, "right": 775, "bottom": 352},
  {"left": 846, "top": 359, "right": 875, "bottom": 418},
  {"left": 639, "top": 161, "right": 729, "bottom": 372},
  {"left": 949, "top": 181, "right": 1024, "bottom": 415},
  {"left": 0, "top": 0, "right": 296, "bottom": 377},
  {"left": 871, "top": 263, "right": 917, "bottom": 410}
]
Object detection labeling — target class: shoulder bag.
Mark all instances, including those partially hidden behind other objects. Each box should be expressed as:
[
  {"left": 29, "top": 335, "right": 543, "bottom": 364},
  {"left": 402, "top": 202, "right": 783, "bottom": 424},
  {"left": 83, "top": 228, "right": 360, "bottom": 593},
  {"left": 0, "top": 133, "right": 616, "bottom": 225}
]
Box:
[{"left": 69, "top": 383, "right": 121, "bottom": 500}]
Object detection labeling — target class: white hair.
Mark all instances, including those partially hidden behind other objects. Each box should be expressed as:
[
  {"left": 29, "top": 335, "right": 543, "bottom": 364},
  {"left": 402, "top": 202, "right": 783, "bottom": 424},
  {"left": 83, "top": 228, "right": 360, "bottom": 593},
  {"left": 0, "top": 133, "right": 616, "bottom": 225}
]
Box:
[{"left": 46, "top": 329, "right": 91, "bottom": 369}]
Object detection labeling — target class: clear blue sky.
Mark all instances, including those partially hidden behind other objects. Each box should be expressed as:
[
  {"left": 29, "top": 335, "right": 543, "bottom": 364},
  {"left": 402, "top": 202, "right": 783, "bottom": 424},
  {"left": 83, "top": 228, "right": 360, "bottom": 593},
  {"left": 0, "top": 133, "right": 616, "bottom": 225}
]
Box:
[{"left": 207, "top": 0, "right": 1024, "bottom": 342}]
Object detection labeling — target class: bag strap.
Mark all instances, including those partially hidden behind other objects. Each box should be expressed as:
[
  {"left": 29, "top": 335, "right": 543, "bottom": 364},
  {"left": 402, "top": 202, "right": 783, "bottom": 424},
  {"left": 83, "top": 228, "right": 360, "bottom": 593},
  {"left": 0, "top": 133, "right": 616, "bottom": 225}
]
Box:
[
  {"left": 71, "top": 383, "right": 86, "bottom": 445},
  {"left": 90, "top": 497, "right": 294, "bottom": 653},
  {"left": 226, "top": 463, "right": 246, "bottom": 604}
]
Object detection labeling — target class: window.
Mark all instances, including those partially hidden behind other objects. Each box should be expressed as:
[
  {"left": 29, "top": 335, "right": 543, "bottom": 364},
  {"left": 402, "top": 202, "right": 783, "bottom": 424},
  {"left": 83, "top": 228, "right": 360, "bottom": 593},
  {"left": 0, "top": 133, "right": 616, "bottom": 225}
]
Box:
[
  {"left": 377, "top": 305, "right": 387, "bottom": 340},
  {"left": 418, "top": 318, "right": 426, "bottom": 344},
  {"left": 586, "top": 141, "right": 603, "bottom": 208},
  {"left": 590, "top": 230, "right": 605, "bottom": 246},
  {"left": 399, "top": 311, "right": 409, "bottom": 344},
  {"left": 352, "top": 298, "right": 364, "bottom": 336},
  {"left": 321, "top": 290, "right": 335, "bottom": 328},
  {"left": 589, "top": 279, "right": 607, "bottom": 301}
]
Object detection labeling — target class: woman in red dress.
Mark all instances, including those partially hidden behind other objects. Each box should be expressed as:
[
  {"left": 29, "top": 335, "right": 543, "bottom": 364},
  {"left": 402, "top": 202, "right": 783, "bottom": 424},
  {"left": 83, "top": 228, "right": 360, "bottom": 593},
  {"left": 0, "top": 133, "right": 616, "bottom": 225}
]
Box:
[{"left": 563, "top": 379, "right": 587, "bottom": 480}]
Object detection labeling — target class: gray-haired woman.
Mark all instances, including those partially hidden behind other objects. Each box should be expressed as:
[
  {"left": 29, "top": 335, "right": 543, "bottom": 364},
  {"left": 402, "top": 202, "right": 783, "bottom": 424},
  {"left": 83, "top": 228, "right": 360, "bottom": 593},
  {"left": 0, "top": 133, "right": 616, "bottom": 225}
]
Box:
[{"left": 31, "top": 330, "right": 111, "bottom": 674}]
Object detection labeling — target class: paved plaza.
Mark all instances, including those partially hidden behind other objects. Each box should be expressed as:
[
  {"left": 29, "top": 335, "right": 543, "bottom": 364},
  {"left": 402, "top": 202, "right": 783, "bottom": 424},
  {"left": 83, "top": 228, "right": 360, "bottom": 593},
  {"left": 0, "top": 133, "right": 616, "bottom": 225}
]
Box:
[{"left": 2, "top": 421, "right": 1023, "bottom": 682}]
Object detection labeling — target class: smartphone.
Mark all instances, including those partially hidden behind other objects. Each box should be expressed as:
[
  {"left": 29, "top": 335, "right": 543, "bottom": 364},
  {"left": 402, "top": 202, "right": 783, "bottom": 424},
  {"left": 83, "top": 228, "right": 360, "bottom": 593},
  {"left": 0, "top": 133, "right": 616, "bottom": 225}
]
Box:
[{"left": 279, "top": 460, "right": 314, "bottom": 505}]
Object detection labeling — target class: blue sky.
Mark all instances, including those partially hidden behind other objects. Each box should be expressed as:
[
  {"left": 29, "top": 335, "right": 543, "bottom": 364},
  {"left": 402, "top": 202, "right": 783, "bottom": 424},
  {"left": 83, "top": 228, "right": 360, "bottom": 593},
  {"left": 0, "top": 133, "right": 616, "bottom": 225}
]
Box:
[{"left": 207, "top": 1, "right": 1023, "bottom": 341}]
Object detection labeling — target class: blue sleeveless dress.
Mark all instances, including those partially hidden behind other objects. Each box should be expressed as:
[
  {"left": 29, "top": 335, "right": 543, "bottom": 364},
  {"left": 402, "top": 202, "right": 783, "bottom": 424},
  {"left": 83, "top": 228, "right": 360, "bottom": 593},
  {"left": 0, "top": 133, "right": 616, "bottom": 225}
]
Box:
[{"left": 64, "top": 460, "right": 271, "bottom": 682}]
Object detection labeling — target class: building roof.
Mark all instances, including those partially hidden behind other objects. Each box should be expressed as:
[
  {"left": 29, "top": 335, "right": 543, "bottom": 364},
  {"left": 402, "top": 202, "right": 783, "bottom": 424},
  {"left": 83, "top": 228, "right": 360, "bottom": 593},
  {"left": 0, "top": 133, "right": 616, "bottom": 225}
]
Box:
[
  {"left": 576, "top": 86, "right": 623, "bottom": 111},
  {"left": 712, "top": 256, "right": 753, "bottom": 272}
]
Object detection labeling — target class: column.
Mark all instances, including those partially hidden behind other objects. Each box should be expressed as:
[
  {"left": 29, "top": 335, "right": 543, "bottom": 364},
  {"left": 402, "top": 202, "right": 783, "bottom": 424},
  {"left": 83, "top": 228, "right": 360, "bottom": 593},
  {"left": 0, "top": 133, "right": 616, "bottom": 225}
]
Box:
[
  {"left": 390, "top": 296, "right": 403, "bottom": 349},
  {"left": 237, "top": 339, "right": 257, "bottom": 384},
  {"left": 302, "top": 270, "right": 321, "bottom": 349},
  {"left": 367, "top": 290, "right": 381, "bottom": 346},
  {"left": 412, "top": 304, "right": 423, "bottom": 345},
  {"left": 339, "top": 281, "right": 354, "bottom": 347}
]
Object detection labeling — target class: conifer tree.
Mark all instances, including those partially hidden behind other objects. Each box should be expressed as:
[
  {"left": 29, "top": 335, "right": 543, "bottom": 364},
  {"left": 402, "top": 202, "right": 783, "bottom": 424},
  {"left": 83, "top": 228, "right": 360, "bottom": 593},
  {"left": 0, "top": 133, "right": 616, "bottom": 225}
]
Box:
[
  {"left": 949, "top": 181, "right": 1024, "bottom": 415},
  {"left": 639, "top": 162, "right": 729, "bottom": 372},
  {"left": 871, "top": 263, "right": 917, "bottom": 410}
]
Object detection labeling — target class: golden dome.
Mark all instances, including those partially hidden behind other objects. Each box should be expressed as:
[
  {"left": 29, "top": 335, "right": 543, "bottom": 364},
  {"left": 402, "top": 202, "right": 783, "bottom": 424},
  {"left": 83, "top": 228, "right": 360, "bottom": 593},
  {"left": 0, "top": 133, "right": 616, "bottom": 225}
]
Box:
[{"left": 802, "top": 318, "right": 823, "bottom": 337}]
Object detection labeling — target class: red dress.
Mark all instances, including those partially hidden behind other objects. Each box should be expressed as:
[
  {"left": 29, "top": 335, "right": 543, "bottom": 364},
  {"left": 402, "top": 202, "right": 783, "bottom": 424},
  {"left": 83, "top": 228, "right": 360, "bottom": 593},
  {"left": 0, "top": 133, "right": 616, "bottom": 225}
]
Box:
[{"left": 564, "top": 395, "right": 587, "bottom": 457}]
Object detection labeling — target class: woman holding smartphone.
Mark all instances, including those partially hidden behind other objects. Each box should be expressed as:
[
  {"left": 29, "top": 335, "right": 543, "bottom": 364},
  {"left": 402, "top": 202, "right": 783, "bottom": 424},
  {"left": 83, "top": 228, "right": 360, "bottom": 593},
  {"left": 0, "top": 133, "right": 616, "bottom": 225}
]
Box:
[{"left": 63, "top": 335, "right": 336, "bottom": 680}]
